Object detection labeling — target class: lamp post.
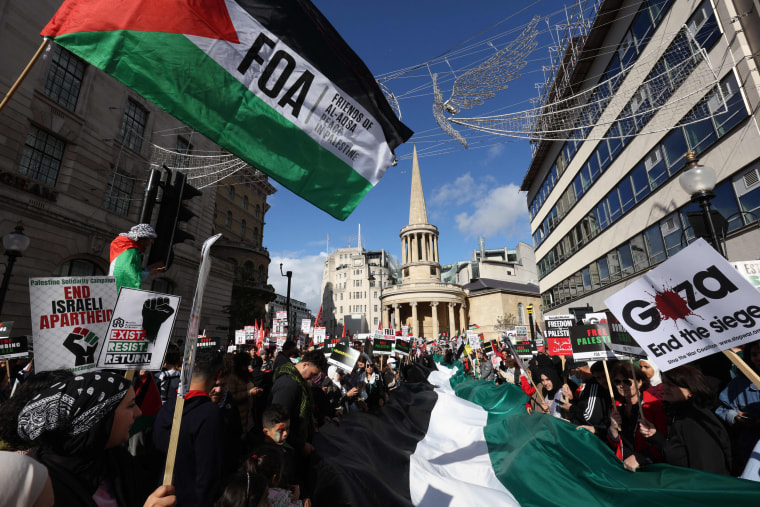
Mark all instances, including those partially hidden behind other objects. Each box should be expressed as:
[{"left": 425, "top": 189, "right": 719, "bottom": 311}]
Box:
[
  {"left": 279, "top": 263, "right": 292, "bottom": 342},
  {"left": 367, "top": 272, "right": 375, "bottom": 333},
  {"left": 678, "top": 151, "right": 725, "bottom": 257},
  {"left": 0, "top": 222, "right": 31, "bottom": 317}
]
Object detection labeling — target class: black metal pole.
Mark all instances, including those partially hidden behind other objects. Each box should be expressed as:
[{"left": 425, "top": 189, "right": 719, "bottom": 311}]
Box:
[
  {"left": 695, "top": 191, "right": 726, "bottom": 258},
  {"left": 286, "top": 271, "right": 292, "bottom": 342},
  {"left": 0, "top": 253, "right": 18, "bottom": 316}
]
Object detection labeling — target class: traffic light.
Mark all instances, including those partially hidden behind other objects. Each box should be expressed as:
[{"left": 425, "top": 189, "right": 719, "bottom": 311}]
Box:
[{"left": 148, "top": 168, "right": 202, "bottom": 268}]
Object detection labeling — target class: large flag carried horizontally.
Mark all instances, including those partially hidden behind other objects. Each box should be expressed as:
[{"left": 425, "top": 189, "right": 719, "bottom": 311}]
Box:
[
  {"left": 311, "top": 362, "right": 760, "bottom": 505},
  {"left": 41, "top": 0, "right": 413, "bottom": 220}
]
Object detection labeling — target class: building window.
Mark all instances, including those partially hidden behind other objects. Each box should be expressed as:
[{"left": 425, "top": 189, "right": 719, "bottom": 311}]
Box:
[
  {"left": 240, "top": 219, "right": 247, "bottom": 236},
  {"left": 18, "top": 125, "right": 65, "bottom": 186},
  {"left": 228, "top": 185, "right": 235, "bottom": 200},
  {"left": 253, "top": 227, "right": 258, "bottom": 245},
  {"left": 44, "top": 45, "right": 85, "bottom": 111},
  {"left": 175, "top": 137, "right": 192, "bottom": 168},
  {"left": 54, "top": 258, "right": 105, "bottom": 276},
  {"left": 151, "top": 278, "right": 174, "bottom": 294},
  {"left": 103, "top": 171, "right": 134, "bottom": 216},
  {"left": 518, "top": 303, "right": 524, "bottom": 325},
  {"left": 119, "top": 99, "right": 147, "bottom": 152},
  {"left": 225, "top": 211, "right": 232, "bottom": 226},
  {"left": 258, "top": 265, "right": 265, "bottom": 283},
  {"left": 242, "top": 195, "right": 248, "bottom": 210}
]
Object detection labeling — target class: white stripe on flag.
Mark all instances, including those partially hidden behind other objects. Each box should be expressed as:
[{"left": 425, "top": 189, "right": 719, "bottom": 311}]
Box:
[{"left": 410, "top": 367, "right": 520, "bottom": 506}]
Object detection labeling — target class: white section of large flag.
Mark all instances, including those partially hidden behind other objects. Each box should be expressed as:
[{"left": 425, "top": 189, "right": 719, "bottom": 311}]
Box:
[{"left": 410, "top": 366, "right": 520, "bottom": 506}]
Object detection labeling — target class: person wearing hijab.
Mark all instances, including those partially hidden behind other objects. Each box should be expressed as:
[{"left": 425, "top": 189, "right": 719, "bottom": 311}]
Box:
[
  {"left": 109, "top": 223, "right": 166, "bottom": 292},
  {"left": 639, "top": 357, "right": 663, "bottom": 400},
  {"left": 16, "top": 371, "right": 175, "bottom": 506},
  {"left": 0, "top": 451, "right": 54, "bottom": 507},
  {"left": 535, "top": 367, "right": 567, "bottom": 419}
]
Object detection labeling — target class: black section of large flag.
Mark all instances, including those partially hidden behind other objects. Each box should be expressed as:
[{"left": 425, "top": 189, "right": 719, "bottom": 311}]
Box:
[
  {"left": 236, "top": 0, "right": 413, "bottom": 150},
  {"left": 310, "top": 381, "right": 437, "bottom": 506}
]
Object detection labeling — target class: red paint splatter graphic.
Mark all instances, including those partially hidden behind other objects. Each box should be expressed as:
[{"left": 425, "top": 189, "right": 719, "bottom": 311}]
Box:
[{"left": 645, "top": 282, "right": 701, "bottom": 329}]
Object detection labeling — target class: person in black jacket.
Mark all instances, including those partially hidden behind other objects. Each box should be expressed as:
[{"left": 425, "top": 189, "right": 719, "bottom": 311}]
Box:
[
  {"left": 638, "top": 365, "right": 732, "bottom": 475},
  {"left": 153, "top": 349, "right": 224, "bottom": 506}
]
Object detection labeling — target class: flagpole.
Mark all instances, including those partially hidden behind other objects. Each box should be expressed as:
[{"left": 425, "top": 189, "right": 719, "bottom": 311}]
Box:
[{"left": 0, "top": 38, "right": 50, "bottom": 113}]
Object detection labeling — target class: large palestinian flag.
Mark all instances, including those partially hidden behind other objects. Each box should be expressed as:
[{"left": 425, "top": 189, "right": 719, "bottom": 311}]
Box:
[
  {"left": 41, "top": 0, "right": 412, "bottom": 220},
  {"left": 311, "top": 362, "right": 760, "bottom": 505}
]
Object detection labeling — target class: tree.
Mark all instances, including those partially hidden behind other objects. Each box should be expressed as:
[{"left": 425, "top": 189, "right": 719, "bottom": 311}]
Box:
[{"left": 496, "top": 313, "right": 518, "bottom": 331}]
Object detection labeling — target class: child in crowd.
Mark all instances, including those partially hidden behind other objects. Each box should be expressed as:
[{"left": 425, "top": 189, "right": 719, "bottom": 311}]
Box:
[
  {"left": 247, "top": 444, "right": 310, "bottom": 507},
  {"left": 261, "top": 404, "right": 304, "bottom": 503},
  {"left": 214, "top": 470, "right": 268, "bottom": 507}
]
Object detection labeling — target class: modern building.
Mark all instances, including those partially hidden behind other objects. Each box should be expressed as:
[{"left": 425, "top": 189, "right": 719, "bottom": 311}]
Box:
[
  {"left": 442, "top": 239, "right": 538, "bottom": 286},
  {"left": 321, "top": 244, "right": 397, "bottom": 337},
  {"left": 0, "top": 1, "right": 275, "bottom": 342},
  {"left": 265, "top": 293, "right": 313, "bottom": 338},
  {"left": 522, "top": 0, "right": 760, "bottom": 317}
]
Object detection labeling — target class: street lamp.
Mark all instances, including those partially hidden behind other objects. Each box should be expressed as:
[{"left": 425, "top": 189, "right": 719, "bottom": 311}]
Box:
[
  {"left": 0, "top": 222, "right": 31, "bottom": 316},
  {"left": 279, "top": 263, "right": 292, "bottom": 342},
  {"left": 678, "top": 151, "right": 725, "bottom": 257}
]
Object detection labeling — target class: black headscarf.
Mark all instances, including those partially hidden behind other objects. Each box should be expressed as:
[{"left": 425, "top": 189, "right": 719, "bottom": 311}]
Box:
[
  {"left": 17, "top": 371, "right": 148, "bottom": 506},
  {"left": 537, "top": 367, "right": 562, "bottom": 398}
]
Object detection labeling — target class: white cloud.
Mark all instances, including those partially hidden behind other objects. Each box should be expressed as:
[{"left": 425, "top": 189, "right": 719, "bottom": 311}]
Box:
[
  {"left": 268, "top": 252, "right": 326, "bottom": 314},
  {"left": 454, "top": 183, "right": 528, "bottom": 238},
  {"left": 429, "top": 172, "right": 494, "bottom": 206},
  {"left": 483, "top": 144, "right": 505, "bottom": 164}
]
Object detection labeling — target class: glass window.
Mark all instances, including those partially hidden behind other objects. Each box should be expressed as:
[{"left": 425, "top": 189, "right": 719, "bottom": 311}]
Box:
[
  {"left": 589, "top": 262, "right": 601, "bottom": 290},
  {"left": 597, "top": 257, "right": 610, "bottom": 283},
  {"left": 119, "top": 99, "right": 147, "bottom": 152},
  {"left": 710, "top": 179, "right": 742, "bottom": 233},
  {"left": 240, "top": 219, "right": 246, "bottom": 236},
  {"left": 587, "top": 151, "right": 601, "bottom": 182},
  {"left": 711, "top": 75, "right": 746, "bottom": 137},
  {"left": 661, "top": 214, "right": 685, "bottom": 258},
  {"left": 596, "top": 141, "right": 612, "bottom": 172},
  {"left": 689, "top": 1, "right": 720, "bottom": 49},
  {"left": 228, "top": 185, "right": 235, "bottom": 200},
  {"left": 225, "top": 211, "right": 232, "bottom": 226},
  {"left": 631, "top": 8, "right": 654, "bottom": 49},
  {"left": 44, "top": 45, "right": 85, "bottom": 111},
  {"left": 682, "top": 112, "right": 716, "bottom": 155},
  {"left": 618, "top": 176, "right": 635, "bottom": 213},
  {"left": 242, "top": 195, "right": 248, "bottom": 210},
  {"left": 572, "top": 174, "right": 585, "bottom": 201},
  {"left": 629, "top": 234, "right": 649, "bottom": 271},
  {"left": 17, "top": 125, "right": 65, "bottom": 187},
  {"left": 631, "top": 162, "right": 650, "bottom": 202},
  {"left": 660, "top": 129, "right": 688, "bottom": 171},
  {"left": 607, "top": 189, "right": 622, "bottom": 223},
  {"left": 175, "top": 137, "right": 192, "bottom": 168},
  {"left": 644, "top": 223, "right": 666, "bottom": 264},
  {"left": 648, "top": 0, "right": 672, "bottom": 24},
  {"left": 618, "top": 30, "right": 637, "bottom": 68},
  {"left": 103, "top": 171, "right": 134, "bottom": 216},
  {"left": 619, "top": 243, "right": 634, "bottom": 275},
  {"left": 581, "top": 267, "right": 591, "bottom": 289},
  {"left": 645, "top": 145, "right": 668, "bottom": 189},
  {"left": 735, "top": 166, "right": 760, "bottom": 225},
  {"left": 608, "top": 251, "right": 622, "bottom": 281}
]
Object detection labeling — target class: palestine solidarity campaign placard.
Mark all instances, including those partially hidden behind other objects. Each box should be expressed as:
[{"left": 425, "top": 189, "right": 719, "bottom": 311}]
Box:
[{"left": 29, "top": 276, "right": 118, "bottom": 373}]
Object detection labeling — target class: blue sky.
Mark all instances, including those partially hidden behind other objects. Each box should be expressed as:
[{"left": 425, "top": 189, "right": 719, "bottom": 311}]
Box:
[{"left": 266, "top": 0, "right": 570, "bottom": 311}]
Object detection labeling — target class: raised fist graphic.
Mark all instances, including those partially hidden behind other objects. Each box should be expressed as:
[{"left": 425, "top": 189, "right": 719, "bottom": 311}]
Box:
[
  {"left": 63, "top": 326, "right": 99, "bottom": 365},
  {"left": 142, "top": 297, "right": 174, "bottom": 343}
]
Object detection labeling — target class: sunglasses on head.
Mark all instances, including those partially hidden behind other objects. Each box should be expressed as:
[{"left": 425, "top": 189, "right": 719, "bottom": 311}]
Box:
[{"left": 613, "top": 378, "right": 633, "bottom": 386}]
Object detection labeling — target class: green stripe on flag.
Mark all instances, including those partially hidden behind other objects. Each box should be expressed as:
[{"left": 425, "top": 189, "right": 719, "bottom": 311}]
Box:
[
  {"left": 53, "top": 30, "right": 372, "bottom": 220},
  {"left": 440, "top": 365, "right": 760, "bottom": 506}
]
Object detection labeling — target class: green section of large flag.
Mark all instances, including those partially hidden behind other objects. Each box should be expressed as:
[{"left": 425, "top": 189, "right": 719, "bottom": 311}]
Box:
[
  {"left": 445, "top": 366, "right": 760, "bottom": 505},
  {"left": 53, "top": 30, "right": 373, "bottom": 220}
]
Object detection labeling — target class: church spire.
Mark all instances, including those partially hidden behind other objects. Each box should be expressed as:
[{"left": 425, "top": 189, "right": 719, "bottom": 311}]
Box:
[{"left": 408, "top": 145, "right": 428, "bottom": 225}]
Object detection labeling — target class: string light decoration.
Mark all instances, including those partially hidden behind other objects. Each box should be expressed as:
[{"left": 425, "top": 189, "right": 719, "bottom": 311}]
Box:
[{"left": 432, "top": 15, "right": 541, "bottom": 147}]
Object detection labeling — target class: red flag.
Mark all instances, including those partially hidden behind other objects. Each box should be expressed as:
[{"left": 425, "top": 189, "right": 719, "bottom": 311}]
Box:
[
  {"left": 315, "top": 304, "right": 323, "bottom": 328},
  {"left": 342, "top": 322, "right": 346, "bottom": 338}
]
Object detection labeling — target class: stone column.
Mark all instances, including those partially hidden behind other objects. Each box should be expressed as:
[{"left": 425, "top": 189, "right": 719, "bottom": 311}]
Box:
[
  {"left": 431, "top": 302, "right": 439, "bottom": 338},
  {"left": 448, "top": 302, "right": 456, "bottom": 337},
  {"left": 459, "top": 303, "right": 467, "bottom": 333},
  {"left": 402, "top": 237, "right": 407, "bottom": 264},
  {"left": 393, "top": 303, "right": 400, "bottom": 331},
  {"left": 383, "top": 305, "right": 390, "bottom": 329},
  {"left": 410, "top": 302, "right": 418, "bottom": 337}
]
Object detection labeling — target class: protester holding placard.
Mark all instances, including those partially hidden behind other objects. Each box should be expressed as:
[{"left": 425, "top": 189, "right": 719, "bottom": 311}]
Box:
[
  {"left": 638, "top": 357, "right": 663, "bottom": 400},
  {"left": 606, "top": 362, "right": 667, "bottom": 470},
  {"left": 533, "top": 368, "right": 566, "bottom": 418},
  {"left": 716, "top": 340, "right": 760, "bottom": 471},
  {"left": 637, "top": 365, "right": 732, "bottom": 475},
  {"left": 568, "top": 361, "right": 614, "bottom": 438}
]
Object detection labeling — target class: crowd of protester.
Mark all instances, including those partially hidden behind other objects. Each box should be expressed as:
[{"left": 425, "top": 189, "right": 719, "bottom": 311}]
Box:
[{"left": 0, "top": 335, "right": 758, "bottom": 505}]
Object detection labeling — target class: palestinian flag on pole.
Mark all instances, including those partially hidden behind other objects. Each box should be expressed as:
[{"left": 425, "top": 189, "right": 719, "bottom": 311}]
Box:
[
  {"left": 311, "top": 362, "right": 760, "bottom": 505},
  {"left": 41, "top": 0, "right": 412, "bottom": 220}
]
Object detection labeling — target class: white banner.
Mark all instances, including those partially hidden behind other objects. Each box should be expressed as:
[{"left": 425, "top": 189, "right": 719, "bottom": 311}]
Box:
[
  {"left": 29, "top": 276, "right": 118, "bottom": 373},
  {"left": 97, "top": 288, "right": 181, "bottom": 370},
  {"left": 606, "top": 240, "right": 760, "bottom": 371},
  {"left": 235, "top": 329, "right": 246, "bottom": 345},
  {"left": 301, "top": 318, "right": 312, "bottom": 334}
]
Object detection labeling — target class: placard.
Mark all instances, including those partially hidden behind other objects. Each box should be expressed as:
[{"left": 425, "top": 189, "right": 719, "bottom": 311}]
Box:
[
  {"left": 467, "top": 332, "right": 481, "bottom": 349},
  {"left": 515, "top": 325, "right": 529, "bottom": 341},
  {"left": 313, "top": 327, "right": 326, "bottom": 345},
  {"left": 0, "top": 322, "right": 29, "bottom": 359},
  {"left": 373, "top": 338, "right": 394, "bottom": 355},
  {"left": 301, "top": 319, "right": 312, "bottom": 334},
  {"left": 513, "top": 340, "right": 532, "bottom": 357},
  {"left": 544, "top": 315, "right": 574, "bottom": 356},
  {"left": 29, "top": 276, "right": 118, "bottom": 373},
  {"left": 483, "top": 340, "right": 494, "bottom": 356},
  {"left": 395, "top": 338, "right": 410, "bottom": 356},
  {"left": 97, "top": 288, "right": 181, "bottom": 370},
  {"left": 733, "top": 260, "right": 760, "bottom": 290},
  {"left": 603, "top": 312, "right": 646, "bottom": 359},
  {"left": 276, "top": 311, "right": 287, "bottom": 320},
  {"left": 606, "top": 240, "right": 760, "bottom": 371},
  {"left": 328, "top": 343, "right": 361, "bottom": 373},
  {"left": 569, "top": 320, "right": 617, "bottom": 361},
  {"left": 197, "top": 335, "right": 218, "bottom": 349},
  {"left": 235, "top": 329, "right": 246, "bottom": 345},
  {"left": 321, "top": 336, "right": 341, "bottom": 353}
]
